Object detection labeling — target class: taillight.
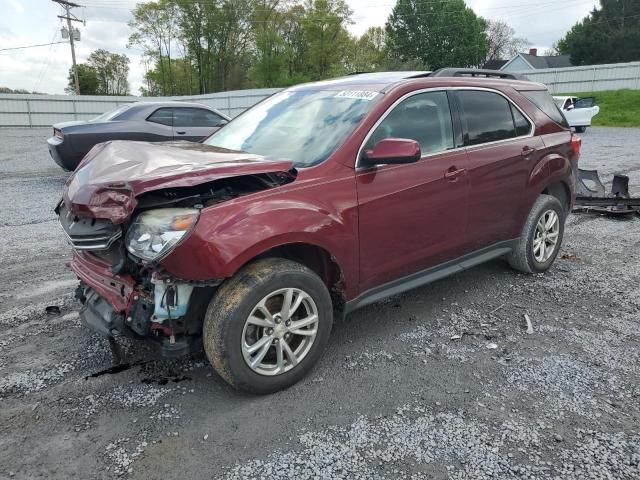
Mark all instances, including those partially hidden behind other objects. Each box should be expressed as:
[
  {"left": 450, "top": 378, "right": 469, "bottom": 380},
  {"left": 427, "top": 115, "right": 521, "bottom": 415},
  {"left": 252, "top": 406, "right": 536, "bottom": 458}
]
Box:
[
  {"left": 571, "top": 134, "right": 581, "bottom": 159},
  {"left": 54, "top": 128, "right": 64, "bottom": 139}
]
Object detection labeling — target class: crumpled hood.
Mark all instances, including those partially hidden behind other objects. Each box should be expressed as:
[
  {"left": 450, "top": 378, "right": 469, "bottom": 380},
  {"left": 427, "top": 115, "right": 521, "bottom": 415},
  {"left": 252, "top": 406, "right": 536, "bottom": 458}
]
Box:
[{"left": 63, "top": 140, "right": 293, "bottom": 224}]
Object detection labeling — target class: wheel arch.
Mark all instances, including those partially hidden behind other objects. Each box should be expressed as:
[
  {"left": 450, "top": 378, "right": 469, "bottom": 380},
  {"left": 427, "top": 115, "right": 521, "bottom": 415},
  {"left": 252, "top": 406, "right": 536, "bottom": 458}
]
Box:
[
  {"left": 542, "top": 181, "right": 571, "bottom": 214},
  {"left": 237, "top": 241, "right": 347, "bottom": 320}
]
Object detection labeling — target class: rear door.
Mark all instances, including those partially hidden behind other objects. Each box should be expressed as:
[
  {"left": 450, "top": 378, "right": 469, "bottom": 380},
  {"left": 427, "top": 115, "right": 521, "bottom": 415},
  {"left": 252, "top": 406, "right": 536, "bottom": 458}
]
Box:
[
  {"left": 356, "top": 90, "right": 470, "bottom": 292},
  {"left": 454, "top": 89, "right": 544, "bottom": 250},
  {"left": 172, "top": 107, "right": 227, "bottom": 141}
]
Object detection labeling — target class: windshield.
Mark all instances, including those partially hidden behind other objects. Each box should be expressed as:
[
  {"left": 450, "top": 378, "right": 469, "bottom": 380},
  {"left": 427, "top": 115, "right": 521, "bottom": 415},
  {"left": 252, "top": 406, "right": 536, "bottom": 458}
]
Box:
[
  {"left": 92, "top": 104, "right": 131, "bottom": 122},
  {"left": 204, "top": 89, "right": 380, "bottom": 167}
]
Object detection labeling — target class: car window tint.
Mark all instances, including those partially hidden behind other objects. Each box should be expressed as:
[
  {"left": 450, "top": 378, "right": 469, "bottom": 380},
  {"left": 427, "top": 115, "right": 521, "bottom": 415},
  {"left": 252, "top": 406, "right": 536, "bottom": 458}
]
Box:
[
  {"left": 365, "top": 91, "right": 454, "bottom": 155},
  {"left": 457, "top": 91, "right": 516, "bottom": 146},
  {"left": 147, "top": 108, "right": 173, "bottom": 126},
  {"left": 173, "top": 108, "right": 223, "bottom": 127},
  {"left": 511, "top": 105, "right": 532, "bottom": 137},
  {"left": 521, "top": 90, "right": 569, "bottom": 127}
]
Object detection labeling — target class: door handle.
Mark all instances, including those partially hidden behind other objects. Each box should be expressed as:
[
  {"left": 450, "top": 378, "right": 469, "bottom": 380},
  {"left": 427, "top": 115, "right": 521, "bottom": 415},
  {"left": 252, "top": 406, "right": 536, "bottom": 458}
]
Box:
[
  {"left": 444, "top": 167, "right": 465, "bottom": 181},
  {"left": 521, "top": 146, "right": 536, "bottom": 158},
  {"left": 176, "top": 131, "right": 186, "bottom": 135}
]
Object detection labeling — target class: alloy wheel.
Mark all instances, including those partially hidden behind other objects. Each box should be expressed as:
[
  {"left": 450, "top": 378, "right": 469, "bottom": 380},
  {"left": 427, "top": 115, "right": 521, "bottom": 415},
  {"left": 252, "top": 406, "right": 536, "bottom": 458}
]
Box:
[
  {"left": 241, "top": 288, "right": 319, "bottom": 376},
  {"left": 533, "top": 209, "right": 560, "bottom": 263}
]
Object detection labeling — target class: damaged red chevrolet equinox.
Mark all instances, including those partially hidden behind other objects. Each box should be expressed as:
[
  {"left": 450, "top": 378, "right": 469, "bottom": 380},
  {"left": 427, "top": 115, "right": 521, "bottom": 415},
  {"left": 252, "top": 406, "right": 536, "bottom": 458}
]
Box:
[{"left": 57, "top": 69, "right": 580, "bottom": 394}]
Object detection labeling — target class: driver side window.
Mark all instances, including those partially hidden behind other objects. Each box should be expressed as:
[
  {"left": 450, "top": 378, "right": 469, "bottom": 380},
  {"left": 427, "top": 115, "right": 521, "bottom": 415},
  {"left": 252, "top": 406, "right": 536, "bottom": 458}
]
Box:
[{"left": 365, "top": 91, "right": 454, "bottom": 156}]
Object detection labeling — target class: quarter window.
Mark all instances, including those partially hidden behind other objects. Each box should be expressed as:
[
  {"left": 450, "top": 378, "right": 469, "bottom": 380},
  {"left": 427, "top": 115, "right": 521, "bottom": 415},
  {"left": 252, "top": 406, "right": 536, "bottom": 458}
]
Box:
[
  {"left": 456, "top": 91, "right": 518, "bottom": 146},
  {"left": 147, "top": 108, "right": 173, "bottom": 126},
  {"left": 521, "top": 90, "right": 569, "bottom": 127},
  {"left": 365, "top": 91, "right": 454, "bottom": 156}
]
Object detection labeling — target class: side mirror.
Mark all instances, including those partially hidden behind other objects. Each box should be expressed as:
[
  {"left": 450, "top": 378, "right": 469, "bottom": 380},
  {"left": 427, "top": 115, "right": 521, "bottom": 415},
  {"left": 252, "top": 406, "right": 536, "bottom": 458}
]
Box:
[
  {"left": 361, "top": 138, "right": 421, "bottom": 167},
  {"left": 216, "top": 119, "right": 229, "bottom": 127},
  {"left": 566, "top": 104, "right": 574, "bottom": 111}
]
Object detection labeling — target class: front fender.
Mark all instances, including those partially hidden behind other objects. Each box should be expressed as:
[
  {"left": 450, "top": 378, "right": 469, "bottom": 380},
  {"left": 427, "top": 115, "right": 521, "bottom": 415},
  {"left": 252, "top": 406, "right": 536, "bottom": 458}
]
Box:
[{"left": 160, "top": 189, "right": 358, "bottom": 294}]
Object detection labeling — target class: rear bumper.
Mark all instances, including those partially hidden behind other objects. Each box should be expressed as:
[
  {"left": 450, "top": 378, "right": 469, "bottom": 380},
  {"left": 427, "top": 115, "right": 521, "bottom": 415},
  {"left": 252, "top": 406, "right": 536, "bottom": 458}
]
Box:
[{"left": 47, "top": 136, "right": 81, "bottom": 171}]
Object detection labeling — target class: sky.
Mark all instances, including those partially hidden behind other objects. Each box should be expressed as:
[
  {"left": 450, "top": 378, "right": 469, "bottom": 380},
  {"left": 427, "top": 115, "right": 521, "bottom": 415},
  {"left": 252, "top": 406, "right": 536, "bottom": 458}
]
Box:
[{"left": 0, "top": 0, "right": 598, "bottom": 95}]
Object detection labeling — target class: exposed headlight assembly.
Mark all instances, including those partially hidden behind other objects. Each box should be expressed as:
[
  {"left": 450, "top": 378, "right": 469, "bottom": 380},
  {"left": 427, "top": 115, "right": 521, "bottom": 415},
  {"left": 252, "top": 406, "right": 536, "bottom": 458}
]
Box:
[{"left": 125, "top": 208, "right": 199, "bottom": 262}]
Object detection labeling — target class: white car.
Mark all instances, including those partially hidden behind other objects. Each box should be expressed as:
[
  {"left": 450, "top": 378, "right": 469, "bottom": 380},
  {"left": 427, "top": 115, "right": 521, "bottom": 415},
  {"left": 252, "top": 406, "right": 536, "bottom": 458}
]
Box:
[{"left": 553, "top": 96, "right": 600, "bottom": 133}]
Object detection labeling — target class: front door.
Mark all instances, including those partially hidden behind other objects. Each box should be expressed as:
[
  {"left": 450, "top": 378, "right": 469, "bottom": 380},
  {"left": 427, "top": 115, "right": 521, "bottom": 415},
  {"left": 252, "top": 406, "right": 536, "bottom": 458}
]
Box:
[
  {"left": 172, "top": 107, "right": 225, "bottom": 142},
  {"left": 356, "top": 90, "right": 470, "bottom": 293}
]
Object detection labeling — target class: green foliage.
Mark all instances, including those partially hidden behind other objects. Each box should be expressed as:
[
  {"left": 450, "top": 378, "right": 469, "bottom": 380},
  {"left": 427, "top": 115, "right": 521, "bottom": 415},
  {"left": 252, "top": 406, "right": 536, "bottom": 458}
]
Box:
[
  {"left": 343, "top": 27, "right": 388, "bottom": 73},
  {"left": 302, "top": 0, "right": 352, "bottom": 78},
  {"left": 65, "top": 50, "right": 129, "bottom": 95},
  {"left": 557, "top": 0, "right": 640, "bottom": 66},
  {"left": 65, "top": 64, "right": 99, "bottom": 95},
  {"left": 563, "top": 90, "right": 640, "bottom": 127},
  {"left": 127, "top": 0, "right": 506, "bottom": 94},
  {"left": 385, "top": 0, "right": 489, "bottom": 70}
]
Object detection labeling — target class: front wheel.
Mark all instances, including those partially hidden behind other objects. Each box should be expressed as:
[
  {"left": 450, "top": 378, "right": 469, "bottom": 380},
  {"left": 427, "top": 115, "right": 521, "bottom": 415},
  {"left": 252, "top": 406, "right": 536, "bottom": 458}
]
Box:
[
  {"left": 508, "top": 194, "right": 565, "bottom": 274},
  {"left": 203, "top": 258, "right": 333, "bottom": 394},
  {"left": 574, "top": 126, "right": 587, "bottom": 133}
]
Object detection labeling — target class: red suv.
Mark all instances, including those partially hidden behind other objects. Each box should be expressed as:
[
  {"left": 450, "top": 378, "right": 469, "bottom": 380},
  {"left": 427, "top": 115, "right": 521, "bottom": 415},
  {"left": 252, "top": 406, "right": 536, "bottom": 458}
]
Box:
[{"left": 58, "top": 69, "right": 580, "bottom": 393}]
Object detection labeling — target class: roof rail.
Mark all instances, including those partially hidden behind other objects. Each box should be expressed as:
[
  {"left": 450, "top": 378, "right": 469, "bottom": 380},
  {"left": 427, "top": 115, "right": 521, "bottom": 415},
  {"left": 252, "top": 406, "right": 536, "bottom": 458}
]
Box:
[{"left": 429, "top": 68, "right": 528, "bottom": 81}]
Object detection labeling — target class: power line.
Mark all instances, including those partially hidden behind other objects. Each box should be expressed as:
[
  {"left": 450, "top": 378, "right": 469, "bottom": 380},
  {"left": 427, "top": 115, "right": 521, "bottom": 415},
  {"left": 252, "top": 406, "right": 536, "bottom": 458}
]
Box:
[{"left": 0, "top": 41, "right": 67, "bottom": 52}]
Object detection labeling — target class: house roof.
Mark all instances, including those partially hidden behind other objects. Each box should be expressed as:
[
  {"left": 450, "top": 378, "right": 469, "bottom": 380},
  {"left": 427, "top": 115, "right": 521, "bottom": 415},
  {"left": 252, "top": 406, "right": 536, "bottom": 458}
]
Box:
[
  {"left": 482, "top": 59, "right": 508, "bottom": 70},
  {"left": 517, "top": 53, "right": 573, "bottom": 69}
]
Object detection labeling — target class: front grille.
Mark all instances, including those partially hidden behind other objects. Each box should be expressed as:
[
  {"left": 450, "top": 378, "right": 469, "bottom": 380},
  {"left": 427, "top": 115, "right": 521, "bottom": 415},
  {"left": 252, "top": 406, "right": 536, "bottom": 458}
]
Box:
[{"left": 57, "top": 202, "right": 122, "bottom": 251}]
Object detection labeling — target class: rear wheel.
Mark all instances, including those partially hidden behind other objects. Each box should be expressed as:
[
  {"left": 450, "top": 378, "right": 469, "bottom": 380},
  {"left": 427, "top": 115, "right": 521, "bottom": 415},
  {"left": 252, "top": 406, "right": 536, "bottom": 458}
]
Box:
[
  {"left": 508, "top": 194, "right": 565, "bottom": 274},
  {"left": 203, "top": 258, "right": 333, "bottom": 394},
  {"left": 574, "top": 126, "right": 587, "bottom": 133}
]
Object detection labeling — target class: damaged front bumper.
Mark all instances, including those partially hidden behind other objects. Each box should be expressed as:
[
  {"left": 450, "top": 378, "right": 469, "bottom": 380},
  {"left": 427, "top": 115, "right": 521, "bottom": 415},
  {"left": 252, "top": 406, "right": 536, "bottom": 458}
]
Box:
[
  {"left": 71, "top": 252, "right": 214, "bottom": 357},
  {"left": 574, "top": 169, "right": 640, "bottom": 216}
]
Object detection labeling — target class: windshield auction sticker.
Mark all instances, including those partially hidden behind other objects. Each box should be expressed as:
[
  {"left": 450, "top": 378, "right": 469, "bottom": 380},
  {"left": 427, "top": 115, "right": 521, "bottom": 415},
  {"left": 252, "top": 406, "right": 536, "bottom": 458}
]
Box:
[{"left": 335, "top": 90, "right": 379, "bottom": 101}]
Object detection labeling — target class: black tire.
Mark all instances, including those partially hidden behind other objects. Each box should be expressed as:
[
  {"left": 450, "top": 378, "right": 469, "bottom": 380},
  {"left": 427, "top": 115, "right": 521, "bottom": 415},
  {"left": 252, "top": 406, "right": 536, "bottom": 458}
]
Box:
[
  {"left": 574, "top": 126, "right": 587, "bottom": 133},
  {"left": 508, "top": 194, "right": 565, "bottom": 274},
  {"left": 203, "top": 258, "right": 333, "bottom": 394}
]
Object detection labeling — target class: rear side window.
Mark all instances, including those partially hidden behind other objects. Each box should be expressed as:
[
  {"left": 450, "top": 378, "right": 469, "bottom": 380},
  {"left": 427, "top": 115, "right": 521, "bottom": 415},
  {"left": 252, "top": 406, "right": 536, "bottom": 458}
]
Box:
[
  {"left": 521, "top": 90, "right": 569, "bottom": 127},
  {"left": 456, "top": 91, "right": 517, "bottom": 145},
  {"left": 364, "top": 91, "right": 454, "bottom": 155},
  {"left": 147, "top": 108, "right": 173, "bottom": 126},
  {"left": 173, "top": 108, "right": 225, "bottom": 127}
]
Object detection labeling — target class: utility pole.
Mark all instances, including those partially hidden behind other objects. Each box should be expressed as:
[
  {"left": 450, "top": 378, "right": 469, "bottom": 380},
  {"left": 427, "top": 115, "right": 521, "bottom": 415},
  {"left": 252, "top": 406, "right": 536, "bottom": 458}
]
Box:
[{"left": 52, "top": 0, "right": 84, "bottom": 95}]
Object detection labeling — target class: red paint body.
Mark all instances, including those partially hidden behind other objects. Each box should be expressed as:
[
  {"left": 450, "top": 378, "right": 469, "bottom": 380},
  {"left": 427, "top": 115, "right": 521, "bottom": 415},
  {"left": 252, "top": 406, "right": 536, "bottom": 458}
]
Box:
[{"left": 66, "top": 76, "right": 578, "bottom": 314}]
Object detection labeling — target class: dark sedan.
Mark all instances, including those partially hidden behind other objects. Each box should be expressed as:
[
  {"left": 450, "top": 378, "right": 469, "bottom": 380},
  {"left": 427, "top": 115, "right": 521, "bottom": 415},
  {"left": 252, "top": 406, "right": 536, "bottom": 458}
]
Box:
[{"left": 47, "top": 101, "right": 230, "bottom": 170}]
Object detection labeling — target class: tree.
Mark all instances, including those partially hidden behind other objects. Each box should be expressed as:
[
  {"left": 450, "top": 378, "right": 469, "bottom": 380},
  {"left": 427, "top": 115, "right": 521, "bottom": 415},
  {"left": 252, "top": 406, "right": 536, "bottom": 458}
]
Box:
[
  {"left": 86, "top": 50, "right": 130, "bottom": 95},
  {"left": 302, "top": 0, "right": 353, "bottom": 78},
  {"left": 483, "top": 19, "right": 530, "bottom": 63},
  {"left": 557, "top": 0, "right": 640, "bottom": 65},
  {"left": 386, "top": 0, "right": 488, "bottom": 69},
  {"left": 65, "top": 64, "right": 99, "bottom": 95},
  {"left": 141, "top": 57, "right": 197, "bottom": 96},
  {"left": 344, "top": 27, "right": 389, "bottom": 73},
  {"left": 129, "top": 1, "right": 180, "bottom": 95}
]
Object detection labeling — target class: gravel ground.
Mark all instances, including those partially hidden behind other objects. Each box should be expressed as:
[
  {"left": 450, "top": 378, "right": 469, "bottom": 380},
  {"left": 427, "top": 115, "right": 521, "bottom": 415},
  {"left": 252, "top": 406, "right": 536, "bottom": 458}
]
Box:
[{"left": 0, "top": 127, "right": 639, "bottom": 479}]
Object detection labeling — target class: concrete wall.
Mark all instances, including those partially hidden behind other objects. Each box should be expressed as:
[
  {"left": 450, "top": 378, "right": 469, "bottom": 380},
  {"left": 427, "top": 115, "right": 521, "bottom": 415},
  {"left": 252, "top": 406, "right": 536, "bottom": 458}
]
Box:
[
  {"left": 0, "top": 88, "right": 281, "bottom": 127},
  {"left": 513, "top": 61, "right": 640, "bottom": 93},
  {"left": 2, "top": 61, "right": 639, "bottom": 126}
]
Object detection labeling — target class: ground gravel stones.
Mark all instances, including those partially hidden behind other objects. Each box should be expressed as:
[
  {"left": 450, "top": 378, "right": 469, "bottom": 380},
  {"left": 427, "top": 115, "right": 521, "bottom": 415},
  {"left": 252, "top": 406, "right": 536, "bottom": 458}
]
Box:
[{"left": 0, "top": 127, "right": 639, "bottom": 478}]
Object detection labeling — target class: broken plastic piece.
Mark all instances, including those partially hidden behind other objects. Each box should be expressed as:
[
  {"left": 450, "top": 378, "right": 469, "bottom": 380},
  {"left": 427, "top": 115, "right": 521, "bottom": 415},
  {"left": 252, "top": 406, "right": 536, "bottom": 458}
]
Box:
[
  {"left": 45, "top": 305, "right": 61, "bottom": 316},
  {"left": 524, "top": 314, "right": 534, "bottom": 334},
  {"left": 574, "top": 169, "right": 640, "bottom": 217}
]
